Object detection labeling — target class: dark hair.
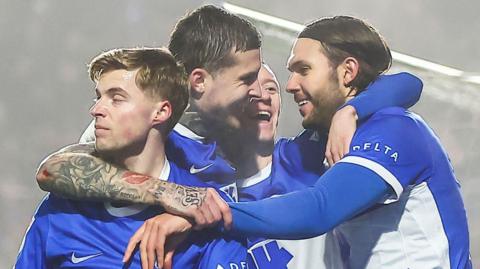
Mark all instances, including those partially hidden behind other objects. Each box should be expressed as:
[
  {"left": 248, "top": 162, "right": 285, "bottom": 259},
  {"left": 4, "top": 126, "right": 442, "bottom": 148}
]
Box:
[
  {"left": 299, "top": 16, "right": 392, "bottom": 94},
  {"left": 168, "top": 5, "right": 261, "bottom": 75},
  {"left": 89, "top": 47, "right": 189, "bottom": 132}
]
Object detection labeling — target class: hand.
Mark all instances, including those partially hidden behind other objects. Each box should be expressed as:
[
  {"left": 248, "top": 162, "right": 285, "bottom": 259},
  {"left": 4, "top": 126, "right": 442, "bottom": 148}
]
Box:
[
  {"left": 123, "top": 213, "right": 193, "bottom": 269},
  {"left": 150, "top": 185, "right": 232, "bottom": 231},
  {"left": 190, "top": 188, "right": 232, "bottom": 231},
  {"left": 326, "top": 105, "right": 358, "bottom": 167}
]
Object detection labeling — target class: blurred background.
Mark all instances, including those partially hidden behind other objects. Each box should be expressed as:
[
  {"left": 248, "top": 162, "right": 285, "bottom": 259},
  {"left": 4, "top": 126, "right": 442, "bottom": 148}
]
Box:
[{"left": 1, "top": 0, "right": 478, "bottom": 266}]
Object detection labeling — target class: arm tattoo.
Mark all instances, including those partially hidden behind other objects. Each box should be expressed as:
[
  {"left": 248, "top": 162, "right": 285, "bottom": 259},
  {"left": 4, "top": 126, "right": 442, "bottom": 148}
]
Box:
[{"left": 36, "top": 145, "right": 208, "bottom": 214}]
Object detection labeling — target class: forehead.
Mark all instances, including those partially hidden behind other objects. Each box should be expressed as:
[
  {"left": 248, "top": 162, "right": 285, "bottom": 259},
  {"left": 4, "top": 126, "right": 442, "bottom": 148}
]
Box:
[
  {"left": 259, "top": 66, "right": 279, "bottom": 86},
  {"left": 224, "top": 49, "right": 261, "bottom": 75},
  {"left": 96, "top": 69, "right": 138, "bottom": 92},
  {"left": 287, "top": 38, "right": 325, "bottom": 67}
]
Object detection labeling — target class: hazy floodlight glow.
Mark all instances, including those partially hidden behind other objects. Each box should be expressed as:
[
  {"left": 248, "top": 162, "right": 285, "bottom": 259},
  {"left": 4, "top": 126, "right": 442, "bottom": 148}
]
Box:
[{"left": 223, "top": 2, "right": 479, "bottom": 85}]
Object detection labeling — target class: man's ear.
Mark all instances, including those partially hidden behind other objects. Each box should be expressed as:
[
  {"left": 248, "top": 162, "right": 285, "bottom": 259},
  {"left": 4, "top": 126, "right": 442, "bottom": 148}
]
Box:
[
  {"left": 341, "top": 57, "right": 359, "bottom": 87},
  {"left": 189, "top": 68, "right": 210, "bottom": 98},
  {"left": 152, "top": 100, "right": 172, "bottom": 126}
]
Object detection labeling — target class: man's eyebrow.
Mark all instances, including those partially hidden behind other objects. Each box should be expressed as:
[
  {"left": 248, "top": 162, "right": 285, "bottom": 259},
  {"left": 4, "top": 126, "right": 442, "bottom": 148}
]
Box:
[
  {"left": 287, "top": 60, "right": 308, "bottom": 71},
  {"left": 106, "top": 87, "right": 128, "bottom": 95},
  {"left": 239, "top": 70, "right": 259, "bottom": 81},
  {"left": 94, "top": 87, "right": 129, "bottom": 97}
]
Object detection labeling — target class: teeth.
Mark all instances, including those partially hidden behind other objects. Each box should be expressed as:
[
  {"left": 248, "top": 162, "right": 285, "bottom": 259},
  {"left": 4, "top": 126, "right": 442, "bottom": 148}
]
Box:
[
  {"left": 298, "top": 100, "right": 309, "bottom": 106},
  {"left": 258, "top": 111, "right": 271, "bottom": 117},
  {"left": 256, "top": 111, "right": 271, "bottom": 121}
]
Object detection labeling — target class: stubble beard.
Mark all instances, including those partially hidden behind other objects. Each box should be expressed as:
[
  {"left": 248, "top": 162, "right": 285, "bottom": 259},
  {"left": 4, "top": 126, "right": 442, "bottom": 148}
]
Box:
[{"left": 301, "top": 77, "right": 345, "bottom": 132}]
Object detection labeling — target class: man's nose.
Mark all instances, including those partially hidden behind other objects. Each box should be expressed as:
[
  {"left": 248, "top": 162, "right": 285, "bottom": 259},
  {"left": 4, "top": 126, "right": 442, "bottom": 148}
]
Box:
[
  {"left": 249, "top": 79, "right": 262, "bottom": 99},
  {"left": 286, "top": 74, "right": 300, "bottom": 94},
  {"left": 89, "top": 98, "right": 107, "bottom": 118}
]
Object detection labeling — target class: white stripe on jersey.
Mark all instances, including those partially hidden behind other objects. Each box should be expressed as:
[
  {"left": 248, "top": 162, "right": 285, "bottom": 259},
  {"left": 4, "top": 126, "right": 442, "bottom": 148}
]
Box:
[
  {"left": 338, "top": 156, "right": 403, "bottom": 203},
  {"left": 338, "top": 182, "right": 451, "bottom": 269}
]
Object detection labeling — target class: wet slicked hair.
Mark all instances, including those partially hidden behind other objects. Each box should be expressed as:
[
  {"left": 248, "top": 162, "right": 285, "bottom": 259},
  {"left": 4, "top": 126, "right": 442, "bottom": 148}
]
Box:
[
  {"left": 168, "top": 5, "right": 261, "bottom": 75},
  {"left": 299, "top": 16, "right": 392, "bottom": 94},
  {"left": 88, "top": 47, "right": 189, "bottom": 132}
]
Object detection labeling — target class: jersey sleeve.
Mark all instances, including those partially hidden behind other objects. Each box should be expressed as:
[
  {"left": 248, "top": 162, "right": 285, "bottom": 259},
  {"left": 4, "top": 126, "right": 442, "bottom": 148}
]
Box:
[
  {"left": 229, "top": 162, "right": 390, "bottom": 239},
  {"left": 339, "top": 111, "right": 431, "bottom": 203},
  {"left": 14, "top": 196, "right": 51, "bottom": 269},
  {"left": 344, "top": 72, "right": 423, "bottom": 120},
  {"left": 79, "top": 120, "right": 95, "bottom": 143}
]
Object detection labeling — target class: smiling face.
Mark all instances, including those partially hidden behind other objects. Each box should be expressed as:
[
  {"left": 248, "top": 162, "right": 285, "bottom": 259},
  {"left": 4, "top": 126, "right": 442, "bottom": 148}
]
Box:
[
  {"left": 90, "top": 69, "right": 157, "bottom": 156},
  {"left": 286, "top": 38, "right": 346, "bottom": 130},
  {"left": 243, "top": 64, "right": 281, "bottom": 144},
  {"left": 195, "top": 49, "right": 262, "bottom": 134}
]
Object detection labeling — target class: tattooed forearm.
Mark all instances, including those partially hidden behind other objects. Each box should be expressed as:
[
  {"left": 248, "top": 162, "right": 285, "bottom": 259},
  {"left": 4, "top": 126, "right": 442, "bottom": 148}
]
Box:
[
  {"left": 181, "top": 186, "right": 204, "bottom": 206},
  {"left": 36, "top": 149, "right": 208, "bottom": 215},
  {"left": 149, "top": 182, "right": 207, "bottom": 216},
  {"left": 36, "top": 152, "right": 140, "bottom": 202}
]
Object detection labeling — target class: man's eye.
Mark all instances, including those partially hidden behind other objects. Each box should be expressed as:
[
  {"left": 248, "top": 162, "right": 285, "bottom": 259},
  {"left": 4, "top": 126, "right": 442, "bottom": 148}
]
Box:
[
  {"left": 299, "top": 67, "right": 309, "bottom": 75},
  {"left": 266, "top": 87, "right": 278, "bottom": 93},
  {"left": 112, "top": 94, "right": 126, "bottom": 102}
]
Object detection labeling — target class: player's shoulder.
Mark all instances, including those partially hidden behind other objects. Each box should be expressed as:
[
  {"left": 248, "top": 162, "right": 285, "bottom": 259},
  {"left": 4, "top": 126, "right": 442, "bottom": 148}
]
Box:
[
  {"left": 34, "top": 193, "right": 79, "bottom": 217},
  {"left": 169, "top": 124, "right": 207, "bottom": 145},
  {"left": 275, "top": 129, "right": 326, "bottom": 152},
  {"left": 361, "top": 106, "right": 425, "bottom": 132}
]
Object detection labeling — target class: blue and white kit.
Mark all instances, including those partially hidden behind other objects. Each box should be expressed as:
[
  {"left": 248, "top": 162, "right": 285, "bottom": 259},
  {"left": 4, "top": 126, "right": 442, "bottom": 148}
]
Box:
[
  {"left": 15, "top": 159, "right": 246, "bottom": 269},
  {"left": 236, "top": 72, "right": 425, "bottom": 269},
  {"left": 230, "top": 107, "right": 472, "bottom": 269}
]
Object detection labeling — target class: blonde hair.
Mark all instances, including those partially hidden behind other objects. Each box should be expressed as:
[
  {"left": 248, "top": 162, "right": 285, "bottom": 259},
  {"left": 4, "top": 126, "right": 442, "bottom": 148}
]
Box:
[{"left": 88, "top": 47, "right": 189, "bottom": 131}]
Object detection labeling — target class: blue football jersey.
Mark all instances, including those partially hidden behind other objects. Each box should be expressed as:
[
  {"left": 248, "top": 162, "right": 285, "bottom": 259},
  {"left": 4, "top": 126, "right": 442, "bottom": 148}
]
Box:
[
  {"left": 15, "top": 160, "right": 247, "bottom": 269},
  {"left": 166, "top": 124, "right": 239, "bottom": 201},
  {"left": 238, "top": 130, "right": 345, "bottom": 269},
  {"left": 337, "top": 107, "right": 471, "bottom": 269}
]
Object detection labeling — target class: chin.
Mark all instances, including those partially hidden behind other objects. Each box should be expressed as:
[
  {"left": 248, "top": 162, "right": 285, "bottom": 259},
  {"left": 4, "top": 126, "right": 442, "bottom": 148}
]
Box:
[
  {"left": 95, "top": 142, "right": 116, "bottom": 154},
  {"left": 257, "top": 134, "right": 274, "bottom": 144}
]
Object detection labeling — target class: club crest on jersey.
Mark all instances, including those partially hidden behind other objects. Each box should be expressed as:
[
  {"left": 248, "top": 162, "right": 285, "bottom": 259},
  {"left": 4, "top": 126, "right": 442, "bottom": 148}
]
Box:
[
  {"left": 248, "top": 240, "right": 293, "bottom": 268},
  {"left": 352, "top": 142, "right": 399, "bottom": 162},
  {"left": 219, "top": 183, "right": 238, "bottom": 202}
]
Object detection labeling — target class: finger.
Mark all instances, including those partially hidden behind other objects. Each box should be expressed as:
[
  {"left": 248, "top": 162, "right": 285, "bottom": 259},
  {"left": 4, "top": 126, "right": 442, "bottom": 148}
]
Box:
[
  {"left": 196, "top": 205, "right": 215, "bottom": 229},
  {"left": 343, "top": 135, "right": 352, "bottom": 155},
  {"left": 325, "top": 149, "right": 333, "bottom": 167},
  {"left": 340, "top": 137, "right": 347, "bottom": 158},
  {"left": 325, "top": 138, "right": 333, "bottom": 166},
  {"left": 140, "top": 221, "right": 153, "bottom": 269},
  {"left": 153, "top": 226, "right": 167, "bottom": 269},
  {"left": 193, "top": 210, "right": 208, "bottom": 230},
  {"left": 124, "top": 224, "right": 145, "bottom": 262},
  {"left": 147, "top": 224, "right": 159, "bottom": 269},
  {"left": 208, "top": 198, "right": 222, "bottom": 223},
  {"left": 164, "top": 249, "right": 175, "bottom": 269},
  {"left": 332, "top": 143, "right": 343, "bottom": 164},
  {"left": 210, "top": 189, "right": 232, "bottom": 230}
]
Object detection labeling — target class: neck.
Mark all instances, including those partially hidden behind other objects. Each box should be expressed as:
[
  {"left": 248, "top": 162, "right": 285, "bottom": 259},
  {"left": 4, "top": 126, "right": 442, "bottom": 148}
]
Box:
[
  {"left": 112, "top": 130, "right": 167, "bottom": 178},
  {"left": 179, "top": 110, "right": 209, "bottom": 139},
  {"left": 222, "top": 132, "right": 274, "bottom": 178}
]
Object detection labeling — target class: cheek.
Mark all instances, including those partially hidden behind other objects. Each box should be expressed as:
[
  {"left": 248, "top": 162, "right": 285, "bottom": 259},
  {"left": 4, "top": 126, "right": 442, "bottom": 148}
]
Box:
[{"left": 117, "top": 110, "right": 150, "bottom": 140}]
